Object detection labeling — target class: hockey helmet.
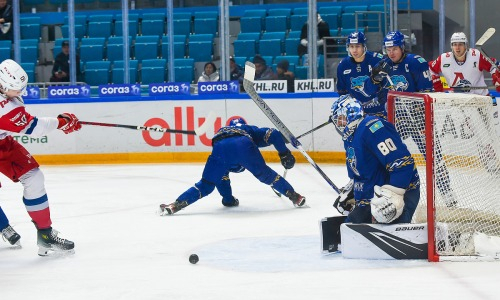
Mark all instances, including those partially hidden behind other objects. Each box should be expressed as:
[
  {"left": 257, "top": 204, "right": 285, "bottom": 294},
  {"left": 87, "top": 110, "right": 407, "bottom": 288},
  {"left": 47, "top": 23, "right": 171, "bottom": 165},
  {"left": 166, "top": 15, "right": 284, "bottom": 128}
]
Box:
[
  {"left": 346, "top": 31, "right": 367, "bottom": 57},
  {"left": 450, "top": 32, "right": 468, "bottom": 47},
  {"left": 0, "top": 59, "right": 28, "bottom": 92},
  {"left": 330, "top": 95, "right": 364, "bottom": 137},
  {"left": 228, "top": 117, "right": 247, "bottom": 126},
  {"left": 383, "top": 31, "right": 405, "bottom": 51}
]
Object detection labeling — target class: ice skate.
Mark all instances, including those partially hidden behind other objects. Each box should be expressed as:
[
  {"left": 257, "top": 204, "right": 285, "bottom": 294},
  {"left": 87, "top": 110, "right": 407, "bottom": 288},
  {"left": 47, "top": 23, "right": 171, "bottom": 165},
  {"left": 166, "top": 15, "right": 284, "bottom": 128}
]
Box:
[
  {"left": 222, "top": 196, "right": 239, "bottom": 207},
  {"left": 37, "top": 227, "right": 74, "bottom": 256},
  {"left": 159, "top": 200, "right": 188, "bottom": 216},
  {"left": 286, "top": 191, "right": 306, "bottom": 207},
  {"left": 2, "top": 225, "right": 21, "bottom": 247}
]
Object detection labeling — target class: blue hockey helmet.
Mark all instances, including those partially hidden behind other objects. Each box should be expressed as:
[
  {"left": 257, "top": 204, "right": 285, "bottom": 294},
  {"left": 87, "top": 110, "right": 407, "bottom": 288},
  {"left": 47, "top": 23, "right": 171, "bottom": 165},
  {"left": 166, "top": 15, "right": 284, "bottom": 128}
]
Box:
[
  {"left": 346, "top": 31, "right": 367, "bottom": 57},
  {"left": 228, "top": 117, "right": 247, "bottom": 126},
  {"left": 383, "top": 31, "right": 405, "bottom": 51},
  {"left": 330, "top": 95, "right": 364, "bottom": 137}
]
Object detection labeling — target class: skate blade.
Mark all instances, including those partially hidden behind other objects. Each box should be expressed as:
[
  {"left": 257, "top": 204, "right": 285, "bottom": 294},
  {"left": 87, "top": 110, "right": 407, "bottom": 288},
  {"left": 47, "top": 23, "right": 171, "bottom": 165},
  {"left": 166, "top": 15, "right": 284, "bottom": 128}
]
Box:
[
  {"left": 38, "top": 246, "right": 75, "bottom": 257},
  {"left": 157, "top": 204, "right": 175, "bottom": 216}
]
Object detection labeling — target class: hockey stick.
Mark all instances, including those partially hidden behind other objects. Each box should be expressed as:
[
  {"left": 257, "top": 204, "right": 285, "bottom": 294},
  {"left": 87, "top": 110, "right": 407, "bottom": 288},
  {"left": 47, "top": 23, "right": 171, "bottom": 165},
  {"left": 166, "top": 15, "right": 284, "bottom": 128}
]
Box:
[
  {"left": 272, "top": 169, "right": 287, "bottom": 197},
  {"left": 243, "top": 62, "right": 340, "bottom": 193},
  {"left": 81, "top": 111, "right": 216, "bottom": 136},
  {"left": 296, "top": 120, "right": 332, "bottom": 139},
  {"left": 475, "top": 28, "right": 500, "bottom": 72},
  {"left": 444, "top": 85, "right": 496, "bottom": 91}
]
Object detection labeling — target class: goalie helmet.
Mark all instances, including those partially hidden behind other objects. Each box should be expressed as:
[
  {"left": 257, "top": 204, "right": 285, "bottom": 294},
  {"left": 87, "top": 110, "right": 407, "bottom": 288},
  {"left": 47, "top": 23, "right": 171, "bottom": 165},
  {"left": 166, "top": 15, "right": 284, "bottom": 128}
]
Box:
[
  {"left": 330, "top": 95, "right": 364, "bottom": 138},
  {"left": 346, "top": 31, "right": 367, "bottom": 57},
  {"left": 228, "top": 117, "right": 247, "bottom": 127},
  {"left": 0, "top": 59, "right": 28, "bottom": 92},
  {"left": 450, "top": 32, "right": 468, "bottom": 47},
  {"left": 383, "top": 31, "right": 405, "bottom": 51}
]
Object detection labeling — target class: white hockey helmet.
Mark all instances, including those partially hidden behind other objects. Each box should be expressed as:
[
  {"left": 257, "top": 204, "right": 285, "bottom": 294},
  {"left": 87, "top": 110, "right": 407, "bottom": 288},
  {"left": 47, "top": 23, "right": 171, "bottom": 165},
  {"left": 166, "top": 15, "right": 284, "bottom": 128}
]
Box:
[
  {"left": 450, "top": 32, "right": 468, "bottom": 47},
  {"left": 0, "top": 59, "right": 28, "bottom": 92}
]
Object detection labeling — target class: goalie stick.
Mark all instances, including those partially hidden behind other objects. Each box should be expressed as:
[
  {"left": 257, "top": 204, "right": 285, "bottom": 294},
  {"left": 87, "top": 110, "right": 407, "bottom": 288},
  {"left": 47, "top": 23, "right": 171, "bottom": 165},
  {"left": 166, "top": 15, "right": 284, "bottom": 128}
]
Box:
[
  {"left": 296, "top": 120, "right": 332, "bottom": 139},
  {"left": 474, "top": 28, "right": 500, "bottom": 72},
  {"left": 81, "top": 111, "right": 216, "bottom": 136},
  {"left": 243, "top": 62, "right": 340, "bottom": 193}
]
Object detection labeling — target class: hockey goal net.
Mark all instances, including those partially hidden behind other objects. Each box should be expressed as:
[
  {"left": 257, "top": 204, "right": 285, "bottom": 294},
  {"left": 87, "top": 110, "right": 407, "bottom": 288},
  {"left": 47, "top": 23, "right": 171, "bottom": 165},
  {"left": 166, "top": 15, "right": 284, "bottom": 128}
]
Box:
[{"left": 387, "top": 91, "right": 500, "bottom": 262}]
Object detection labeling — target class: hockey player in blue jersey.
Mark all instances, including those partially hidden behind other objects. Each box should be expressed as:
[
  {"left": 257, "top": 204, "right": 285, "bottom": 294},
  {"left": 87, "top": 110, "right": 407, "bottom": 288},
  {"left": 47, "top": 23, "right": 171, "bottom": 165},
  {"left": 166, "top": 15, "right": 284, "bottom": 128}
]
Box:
[
  {"left": 330, "top": 95, "right": 420, "bottom": 224},
  {"left": 0, "top": 207, "right": 21, "bottom": 247},
  {"left": 158, "top": 118, "right": 306, "bottom": 215},
  {"left": 336, "top": 31, "right": 385, "bottom": 116},
  {"left": 364, "top": 31, "right": 433, "bottom": 99}
]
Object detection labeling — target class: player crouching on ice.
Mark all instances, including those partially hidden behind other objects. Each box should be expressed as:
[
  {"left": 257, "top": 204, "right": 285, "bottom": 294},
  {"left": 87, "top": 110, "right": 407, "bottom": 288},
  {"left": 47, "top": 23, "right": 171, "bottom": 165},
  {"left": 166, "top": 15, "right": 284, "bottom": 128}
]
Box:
[
  {"left": 159, "top": 117, "right": 305, "bottom": 215},
  {"left": 0, "top": 59, "right": 81, "bottom": 255},
  {"left": 330, "top": 95, "right": 420, "bottom": 226}
]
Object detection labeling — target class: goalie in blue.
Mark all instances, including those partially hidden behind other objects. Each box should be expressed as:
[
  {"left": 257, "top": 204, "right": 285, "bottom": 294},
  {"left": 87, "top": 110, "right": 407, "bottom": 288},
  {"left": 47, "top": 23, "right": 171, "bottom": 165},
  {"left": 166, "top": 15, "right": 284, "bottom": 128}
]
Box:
[
  {"left": 330, "top": 95, "right": 420, "bottom": 224},
  {"left": 158, "top": 118, "right": 306, "bottom": 215},
  {"left": 336, "top": 31, "right": 385, "bottom": 116}
]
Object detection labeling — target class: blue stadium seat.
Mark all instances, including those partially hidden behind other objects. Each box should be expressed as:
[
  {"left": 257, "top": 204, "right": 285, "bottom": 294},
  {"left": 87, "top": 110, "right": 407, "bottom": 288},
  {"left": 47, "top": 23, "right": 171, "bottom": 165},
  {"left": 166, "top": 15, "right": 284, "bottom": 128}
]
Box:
[
  {"left": 321, "top": 13, "right": 340, "bottom": 29},
  {"left": 21, "top": 62, "right": 36, "bottom": 83},
  {"left": 135, "top": 35, "right": 159, "bottom": 44},
  {"left": 173, "top": 19, "right": 191, "bottom": 37},
  {"left": 20, "top": 46, "right": 38, "bottom": 63},
  {"left": 261, "top": 32, "right": 285, "bottom": 42},
  {"left": 188, "top": 41, "right": 212, "bottom": 62},
  {"left": 258, "top": 39, "right": 282, "bottom": 58},
  {"left": 343, "top": 5, "right": 368, "bottom": 13},
  {"left": 64, "top": 15, "right": 87, "bottom": 28},
  {"left": 287, "top": 31, "right": 301, "bottom": 39},
  {"left": 173, "top": 12, "right": 192, "bottom": 20},
  {"left": 339, "top": 28, "right": 357, "bottom": 37},
  {"left": 293, "top": 7, "right": 308, "bottom": 15},
  {"left": 0, "top": 47, "right": 10, "bottom": 61},
  {"left": 21, "top": 23, "right": 41, "bottom": 40},
  {"left": 115, "top": 13, "right": 139, "bottom": 23},
  {"left": 134, "top": 38, "right": 160, "bottom": 62},
  {"left": 233, "top": 40, "right": 256, "bottom": 58},
  {"left": 294, "top": 65, "right": 308, "bottom": 79},
  {"left": 21, "top": 39, "right": 39, "bottom": 47},
  {"left": 115, "top": 20, "right": 138, "bottom": 36},
  {"left": 141, "top": 19, "right": 165, "bottom": 36},
  {"left": 174, "top": 58, "right": 194, "bottom": 67},
  {"left": 174, "top": 66, "right": 194, "bottom": 83},
  {"left": 81, "top": 37, "right": 106, "bottom": 46},
  {"left": 285, "top": 37, "right": 299, "bottom": 56},
  {"left": 243, "top": 9, "right": 267, "bottom": 17},
  {"left": 265, "top": 16, "right": 288, "bottom": 32},
  {"left": 87, "top": 21, "right": 112, "bottom": 38},
  {"left": 341, "top": 13, "right": 357, "bottom": 29},
  {"left": 141, "top": 12, "right": 165, "bottom": 21},
  {"left": 21, "top": 17, "right": 41, "bottom": 25},
  {"left": 88, "top": 14, "right": 113, "bottom": 23},
  {"left": 237, "top": 32, "right": 261, "bottom": 41},
  {"left": 240, "top": 16, "right": 264, "bottom": 33},
  {"left": 319, "top": 6, "right": 343, "bottom": 15},
  {"left": 140, "top": 58, "right": 166, "bottom": 84},
  {"left": 79, "top": 37, "right": 106, "bottom": 62},
  {"left": 161, "top": 39, "right": 186, "bottom": 59},
  {"left": 194, "top": 11, "right": 218, "bottom": 19},
  {"left": 62, "top": 24, "right": 86, "bottom": 40},
  {"left": 290, "top": 15, "right": 307, "bottom": 31},
  {"left": 106, "top": 36, "right": 133, "bottom": 62},
  {"left": 233, "top": 56, "right": 247, "bottom": 67},
  {"left": 111, "top": 60, "right": 138, "bottom": 84},
  {"left": 84, "top": 61, "right": 111, "bottom": 86},
  {"left": 194, "top": 18, "right": 218, "bottom": 35},
  {"left": 189, "top": 34, "right": 213, "bottom": 42},
  {"left": 267, "top": 8, "right": 291, "bottom": 17}
]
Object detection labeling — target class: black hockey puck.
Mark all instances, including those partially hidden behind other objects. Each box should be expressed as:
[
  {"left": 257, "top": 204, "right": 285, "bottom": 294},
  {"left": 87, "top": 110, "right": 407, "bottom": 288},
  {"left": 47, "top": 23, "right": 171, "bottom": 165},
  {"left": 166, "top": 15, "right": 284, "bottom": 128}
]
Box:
[{"left": 189, "top": 254, "right": 199, "bottom": 264}]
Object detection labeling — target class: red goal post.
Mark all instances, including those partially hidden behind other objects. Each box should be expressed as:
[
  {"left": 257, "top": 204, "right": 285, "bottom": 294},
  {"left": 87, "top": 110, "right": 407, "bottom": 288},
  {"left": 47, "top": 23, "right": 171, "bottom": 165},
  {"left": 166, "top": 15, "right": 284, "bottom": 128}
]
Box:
[{"left": 387, "top": 91, "right": 500, "bottom": 262}]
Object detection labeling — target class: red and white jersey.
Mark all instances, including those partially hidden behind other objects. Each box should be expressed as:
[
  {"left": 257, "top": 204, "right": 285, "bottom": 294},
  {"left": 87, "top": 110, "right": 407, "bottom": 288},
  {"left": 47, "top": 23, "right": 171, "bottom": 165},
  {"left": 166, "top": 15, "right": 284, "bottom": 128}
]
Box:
[
  {"left": 0, "top": 94, "right": 59, "bottom": 140},
  {"left": 429, "top": 48, "right": 496, "bottom": 95}
]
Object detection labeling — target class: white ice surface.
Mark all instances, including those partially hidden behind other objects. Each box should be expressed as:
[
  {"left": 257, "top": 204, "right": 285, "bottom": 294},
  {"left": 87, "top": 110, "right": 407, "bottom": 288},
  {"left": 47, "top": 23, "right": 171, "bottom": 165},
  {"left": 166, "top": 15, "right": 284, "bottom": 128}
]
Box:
[{"left": 0, "top": 163, "right": 499, "bottom": 300}]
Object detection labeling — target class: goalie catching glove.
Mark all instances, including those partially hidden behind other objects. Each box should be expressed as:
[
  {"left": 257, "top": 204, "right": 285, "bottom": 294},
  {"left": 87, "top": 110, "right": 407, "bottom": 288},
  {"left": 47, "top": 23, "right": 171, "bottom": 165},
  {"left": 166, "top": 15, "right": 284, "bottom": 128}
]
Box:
[
  {"left": 333, "top": 179, "right": 355, "bottom": 215},
  {"left": 279, "top": 150, "right": 295, "bottom": 169},
  {"left": 371, "top": 185, "right": 405, "bottom": 223},
  {"left": 57, "top": 113, "right": 82, "bottom": 134}
]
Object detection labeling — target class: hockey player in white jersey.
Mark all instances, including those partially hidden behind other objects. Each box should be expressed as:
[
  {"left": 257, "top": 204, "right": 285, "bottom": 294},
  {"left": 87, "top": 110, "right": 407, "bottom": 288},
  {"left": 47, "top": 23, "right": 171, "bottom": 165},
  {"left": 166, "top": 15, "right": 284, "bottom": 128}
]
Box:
[
  {"left": 0, "top": 59, "right": 81, "bottom": 255},
  {"left": 429, "top": 32, "right": 500, "bottom": 95}
]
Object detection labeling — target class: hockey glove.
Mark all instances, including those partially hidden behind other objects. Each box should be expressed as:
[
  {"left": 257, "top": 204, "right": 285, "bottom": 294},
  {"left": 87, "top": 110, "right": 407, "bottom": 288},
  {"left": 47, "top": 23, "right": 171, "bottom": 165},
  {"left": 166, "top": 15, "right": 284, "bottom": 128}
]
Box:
[
  {"left": 371, "top": 185, "right": 405, "bottom": 224},
  {"left": 57, "top": 113, "right": 81, "bottom": 134},
  {"left": 333, "top": 179, "right": 355, "bottom": 216},
  {"left": 370, "top": 59, "right": 391, "bottom": 84},
  {"left": 279, "top": 150, "right": 295, "bottom": 169},
  {"left": 492, "top": 71, "right": 500, "bottom": 92},
  {"left": 431, "top": 75, "right": 444, "bottom": 92}
]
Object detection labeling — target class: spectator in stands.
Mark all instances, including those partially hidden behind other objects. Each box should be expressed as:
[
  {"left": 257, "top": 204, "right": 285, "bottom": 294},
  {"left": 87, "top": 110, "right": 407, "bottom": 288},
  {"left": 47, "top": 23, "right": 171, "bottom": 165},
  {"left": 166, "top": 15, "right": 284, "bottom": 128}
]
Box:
[
  {"left": 276, "top": 59, "right": 295, "bottom": 93},
  {"left": 298, "top": 13, "right": 331, "bottom": 66},
  {"left": 230, "top": 56, "right": 244, "bottom": 83},
  {"left": 197, "top": 62, "right": 220, "bottom": 83},
  {"left": 50, "top": 41, "right": 82, "bottom": 83},
  {"left": 253, "top": 55, "right": 277, "bottom": 80},
  {"left": 0, "top": 0, "right": 13, "bottom": 42}
]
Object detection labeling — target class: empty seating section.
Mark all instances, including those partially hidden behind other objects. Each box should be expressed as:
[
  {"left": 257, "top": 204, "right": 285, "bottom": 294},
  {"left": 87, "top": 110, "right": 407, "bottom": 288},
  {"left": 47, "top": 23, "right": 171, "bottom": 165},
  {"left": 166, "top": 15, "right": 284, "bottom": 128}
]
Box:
[
  {"left": 20, "top": 17, "right": 42, "bottom": 40},
  {"left": 20, "top": 39, "right": 39, "bottom": 63},
  {"left": 161, "top": 35, "right": 186, "bottom": 59},
  {"left": 174, "top": 58, "right": 194, "bottom": 83},
  {"left": 87, "top": 21, "right": 113, "bottom": 38},
  {"left": 84, "top": 61, "right": 111, "bottom": 86},
  {"left": 173, "top": 19, "right": 191, "bottom": 37},
  {"left": 141, "top": 19, "right": 165, "bottom": 36},
  {"left": 107, "top": 36, "right": 132, "bottom": 62},
  {"left": 141, "top": 58, "right": 166, "bottom": 84},
  {"left": 111, "top": 60, "right": 138, "bottom": 84},
  {"left": 194, "top": 18, "right": 218, "bottom": 35},
  {"left": 240, "top": 9, "right": 266, "bottom": 33},
  {"left": 79, "top": 37, "right": 106, "bottom": 62},
  {"left": 134, "top": 35, "right": 160, "bottom": 61},
  {"left": 0, "top": 40, "right": 11, "bottom": 61},
  {"left": 21, "top": 62, "right": 36, "bottom": 83}
]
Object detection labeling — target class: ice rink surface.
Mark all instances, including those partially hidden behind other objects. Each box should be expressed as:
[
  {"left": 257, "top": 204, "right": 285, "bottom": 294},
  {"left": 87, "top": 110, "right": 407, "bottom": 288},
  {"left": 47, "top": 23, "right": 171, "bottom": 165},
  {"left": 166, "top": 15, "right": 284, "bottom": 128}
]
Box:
[{"left": 0, "top": 163, "right": 499, "bottom": 300}]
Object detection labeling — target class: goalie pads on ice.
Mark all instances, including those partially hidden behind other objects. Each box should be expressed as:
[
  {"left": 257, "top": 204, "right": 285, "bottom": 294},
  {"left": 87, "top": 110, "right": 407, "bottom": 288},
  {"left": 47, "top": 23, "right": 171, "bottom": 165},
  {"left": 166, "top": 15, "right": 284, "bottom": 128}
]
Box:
[{"left": 371, "top": 185, "right": 405, "bottom": 223}]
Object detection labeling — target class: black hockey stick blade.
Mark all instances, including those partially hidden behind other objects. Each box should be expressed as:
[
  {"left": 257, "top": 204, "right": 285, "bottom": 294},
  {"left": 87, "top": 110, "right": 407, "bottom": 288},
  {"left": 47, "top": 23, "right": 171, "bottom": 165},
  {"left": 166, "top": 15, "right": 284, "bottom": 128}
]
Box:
[
  {"left": 296, "top": 120, "right": 332, "bottom": 139},
  {"left": 81, "top": 111, "right": 216, "bottom": 136},
  {"left": 243, "top": 62, "right": 340, "bottom": 193},
  {"left": 475, "top": 28, "right": 495, "bottom": 47}
]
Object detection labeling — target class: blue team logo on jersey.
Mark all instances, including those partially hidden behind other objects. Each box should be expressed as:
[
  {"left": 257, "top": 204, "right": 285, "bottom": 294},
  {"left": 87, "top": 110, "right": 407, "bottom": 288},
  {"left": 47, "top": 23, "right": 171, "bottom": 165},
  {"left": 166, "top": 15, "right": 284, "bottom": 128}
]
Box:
[
  {"left": 346, "top": 147, "right": 360, "bottom": 176},
  {"left": 387, "top": 75, "right": 409, "bottom": 91},
  {"left": 350, "top": 75, "right": 370, "bottom": 97}
]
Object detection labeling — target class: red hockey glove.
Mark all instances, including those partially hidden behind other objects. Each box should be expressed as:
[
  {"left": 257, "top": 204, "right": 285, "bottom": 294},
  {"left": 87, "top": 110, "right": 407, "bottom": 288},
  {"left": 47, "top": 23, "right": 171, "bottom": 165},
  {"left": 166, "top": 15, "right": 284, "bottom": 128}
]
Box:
[
  {"left": 57, "top": 113, "right": 82, "bottom": 134},
  {"left": 432, "top": 75, "right": 444, "bottom": 92},
  {"left": 492, "top": 71, "right": 500, "bottom": 92}
]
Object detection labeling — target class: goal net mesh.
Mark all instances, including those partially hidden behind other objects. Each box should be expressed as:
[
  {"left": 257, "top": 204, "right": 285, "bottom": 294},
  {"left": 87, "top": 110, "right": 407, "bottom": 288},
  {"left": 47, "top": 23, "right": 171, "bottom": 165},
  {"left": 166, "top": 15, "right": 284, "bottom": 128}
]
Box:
[{"left": 390, "top": 92, "right": 500, "bottom": 258}]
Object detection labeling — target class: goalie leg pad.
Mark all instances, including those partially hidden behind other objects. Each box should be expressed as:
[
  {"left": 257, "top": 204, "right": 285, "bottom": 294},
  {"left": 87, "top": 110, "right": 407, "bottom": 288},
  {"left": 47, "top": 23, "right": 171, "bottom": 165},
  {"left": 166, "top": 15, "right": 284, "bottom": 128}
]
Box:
[{"left": 320, "top": 216, "right": 347, "bottom": 253}]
